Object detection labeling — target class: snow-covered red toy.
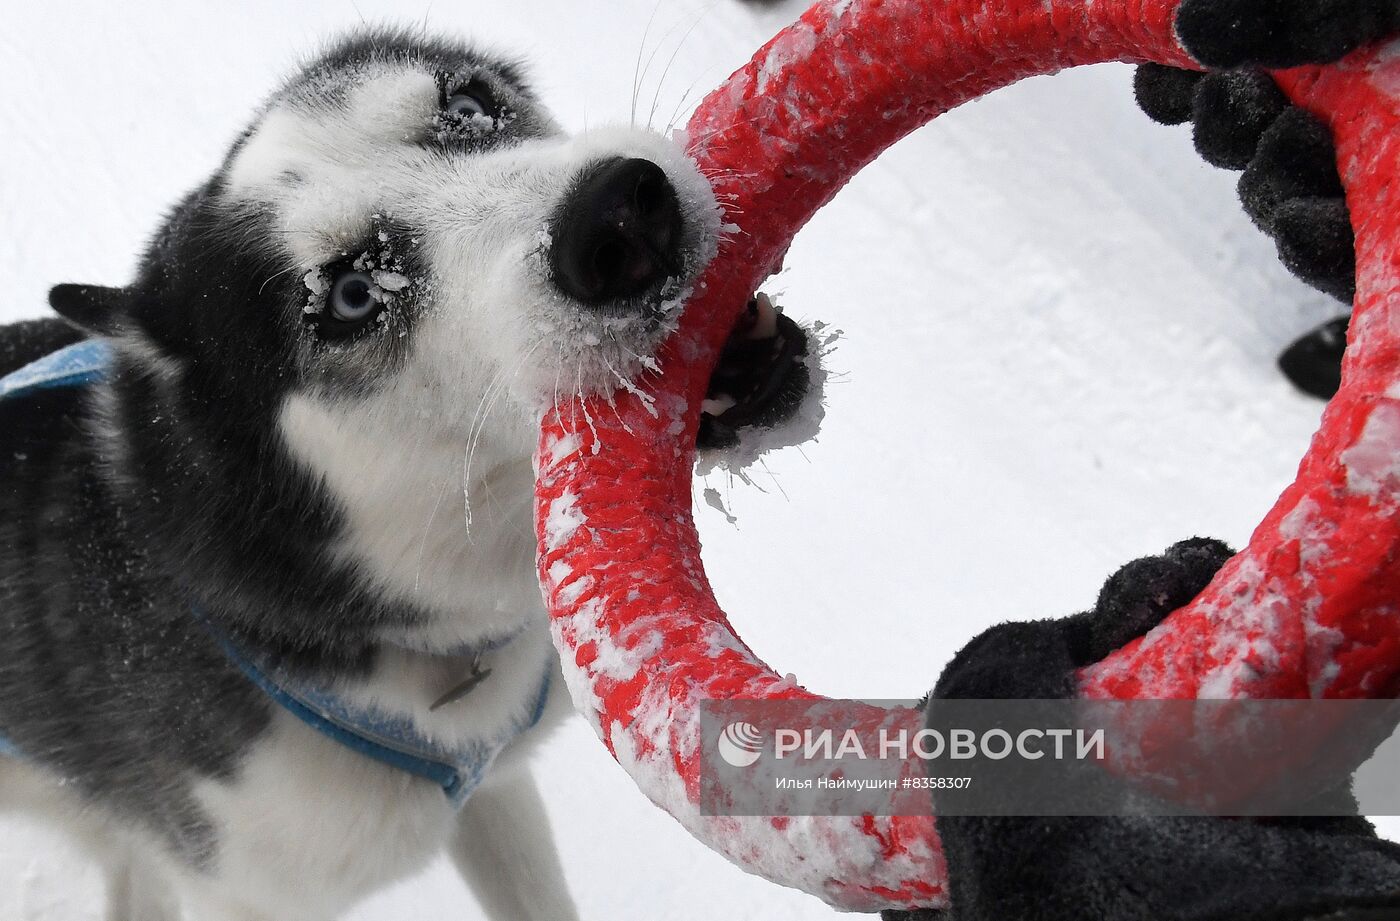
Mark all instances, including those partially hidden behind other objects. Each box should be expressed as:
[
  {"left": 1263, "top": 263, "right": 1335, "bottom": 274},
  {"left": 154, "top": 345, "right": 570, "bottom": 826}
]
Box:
[{"left": 534, "top": 0, "right": 1400, "bottom": 911}]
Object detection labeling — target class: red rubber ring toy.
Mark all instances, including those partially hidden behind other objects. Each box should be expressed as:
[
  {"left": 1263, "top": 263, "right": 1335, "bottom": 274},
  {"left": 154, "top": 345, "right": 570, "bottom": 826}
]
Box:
[{"left": 534, "top": 0, "right": 1400, "bottom": 911}]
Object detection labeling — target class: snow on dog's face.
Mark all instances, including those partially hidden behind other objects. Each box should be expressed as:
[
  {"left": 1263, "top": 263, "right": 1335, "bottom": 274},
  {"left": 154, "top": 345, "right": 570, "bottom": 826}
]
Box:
[
  {"left": 220, "top": 32, "right": 722, "bottom": 461},
  {"left": 47, "top": 30, "right": 820, "bottom": 644}
]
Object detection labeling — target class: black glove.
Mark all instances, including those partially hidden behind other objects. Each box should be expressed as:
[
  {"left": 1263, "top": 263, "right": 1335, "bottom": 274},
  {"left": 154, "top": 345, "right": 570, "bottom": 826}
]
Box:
[
  {"left": 1133, "top": 0, "right": 1400, "bottom": 399},
  {"left": 884, "top": 539, "right": 1400, "bottom": 921}
]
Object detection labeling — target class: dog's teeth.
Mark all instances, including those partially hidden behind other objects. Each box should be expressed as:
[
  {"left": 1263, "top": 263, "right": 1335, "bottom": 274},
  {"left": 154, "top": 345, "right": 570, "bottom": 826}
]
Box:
[
  {"left": 747, "top": 292, "right": 779, "bottom": 340},
  {"left": 702, "top": 395, "right": 738, "bottom": 417}
]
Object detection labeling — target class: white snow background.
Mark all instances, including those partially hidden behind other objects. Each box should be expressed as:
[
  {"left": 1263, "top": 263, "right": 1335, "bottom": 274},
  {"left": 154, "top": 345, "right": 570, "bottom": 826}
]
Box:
[{"left": 2, "top": 1, "right": 1395, "bottom": 918}]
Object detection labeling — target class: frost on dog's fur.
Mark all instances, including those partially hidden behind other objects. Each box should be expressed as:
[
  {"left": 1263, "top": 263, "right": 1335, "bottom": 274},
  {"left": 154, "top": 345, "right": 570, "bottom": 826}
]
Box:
[
  {"left": 0, "top": 26, "right": 783, "bottom": 921},
  {"left": 225, "top": 44, "right": 723, "bottom": 421}
]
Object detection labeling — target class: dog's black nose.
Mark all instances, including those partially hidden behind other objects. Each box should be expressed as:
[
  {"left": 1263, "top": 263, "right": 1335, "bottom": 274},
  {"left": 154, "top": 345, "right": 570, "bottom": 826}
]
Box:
[{"left": 549, "top": 157, "right": 683, "bottom": 305}]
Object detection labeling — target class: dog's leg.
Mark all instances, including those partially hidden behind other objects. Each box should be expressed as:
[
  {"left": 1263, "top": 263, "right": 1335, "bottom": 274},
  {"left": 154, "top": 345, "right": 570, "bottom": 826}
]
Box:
[
  {"left": 103, "top": 850, "right": 180, "bottom": 921},
  {"left": 449, "top": 765, "right": 580, "bottom": 921}
]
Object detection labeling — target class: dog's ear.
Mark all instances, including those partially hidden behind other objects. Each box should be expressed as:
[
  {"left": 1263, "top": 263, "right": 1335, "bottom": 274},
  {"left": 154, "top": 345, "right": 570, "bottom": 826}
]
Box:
[{"left": 48, "top": 283, "right": 131, "bottom": 337}]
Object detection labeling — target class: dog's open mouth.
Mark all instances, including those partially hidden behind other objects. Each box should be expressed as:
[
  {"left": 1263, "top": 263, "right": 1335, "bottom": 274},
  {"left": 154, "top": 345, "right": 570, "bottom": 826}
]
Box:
[{"left": 697, "top": 292, "right": 811, "bottom": 451}]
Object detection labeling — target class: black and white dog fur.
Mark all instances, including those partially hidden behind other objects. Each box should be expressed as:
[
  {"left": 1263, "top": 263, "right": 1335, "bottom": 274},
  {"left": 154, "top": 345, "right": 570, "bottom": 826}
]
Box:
[{"left": 0, "top": 29, "right": 813, "bottom": 921}]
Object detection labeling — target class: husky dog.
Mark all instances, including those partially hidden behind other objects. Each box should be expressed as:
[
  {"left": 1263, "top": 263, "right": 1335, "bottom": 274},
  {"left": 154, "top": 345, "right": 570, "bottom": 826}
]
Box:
[{"left": 0, "top": 30, "right": 815, "bottom": 921}]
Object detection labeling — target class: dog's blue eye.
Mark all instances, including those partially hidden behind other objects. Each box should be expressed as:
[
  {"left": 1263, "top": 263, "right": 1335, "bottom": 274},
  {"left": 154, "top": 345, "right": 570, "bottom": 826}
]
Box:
[
  {"left": 328, "top": 271, "right": 382, "bottom": 323},
  {"left": 446, "top": 92, "right": 491, "bottom": 120}
]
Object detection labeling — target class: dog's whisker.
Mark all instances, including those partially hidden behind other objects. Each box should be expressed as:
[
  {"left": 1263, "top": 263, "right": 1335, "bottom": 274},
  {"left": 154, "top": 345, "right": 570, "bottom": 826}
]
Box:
[
  {"left": 663, "top": 58, "right": 728, "bottom": 135},
  {"left": 573, "top": 361, "right": 599, "bottom": 448},
  {"left": 598, "top": 355, "right": 638, "bottom": 436},
  {"left": 686, "top": 107, "right": 782, "bottom": 151},
  {"left": 631, "top": 0, "right": 666, "bottom": 127},
  {"left": 550, "top": 347, "right": 569, "bottom": 433},
  {"left": 635, "top": 4, "right": 697, "bottom": 132},
  {"left": 462, "top": 342, "right": 540, "bottom": 540},
  {"left": 460, "top": 363, "right": 513, "bottom": 538},
  {"left": 757, "top": 457, "right": 789, "bottom": 501},
  {"left": 256, "top": 262, "right": 302, "bottom": 296},
  {"left": 412, "top": 466, "right": 457, "bottom": 595},
  {"left": 648, "top": 1, "right": 717, "bottom": 131}
]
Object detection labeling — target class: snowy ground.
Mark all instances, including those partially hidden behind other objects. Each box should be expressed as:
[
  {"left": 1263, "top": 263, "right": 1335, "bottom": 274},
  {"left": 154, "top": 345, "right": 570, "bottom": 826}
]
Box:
[{"left": 2, "top": 1, "right": 1395, "bottom": 918}]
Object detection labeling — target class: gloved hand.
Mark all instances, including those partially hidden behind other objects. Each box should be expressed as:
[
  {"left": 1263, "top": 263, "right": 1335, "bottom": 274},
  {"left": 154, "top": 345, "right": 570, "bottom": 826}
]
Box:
[
  {"left": 881, "top": 6, "right": 1400, "bottom": 918},
  {"left": 884, "top": 539, "right": 1400, "bottom": 920},
  {"left": 1133, "top": 0, "right": 1400, "bottom": 399}
]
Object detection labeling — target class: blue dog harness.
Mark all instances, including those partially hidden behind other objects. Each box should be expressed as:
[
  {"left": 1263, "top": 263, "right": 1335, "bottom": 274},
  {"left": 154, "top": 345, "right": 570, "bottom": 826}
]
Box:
[
  {"left": 0, "top": 340, "right": 550, "bottom": 807},
  {"left": 0, "top": 338, "right": 111, "bottom": 395}
]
